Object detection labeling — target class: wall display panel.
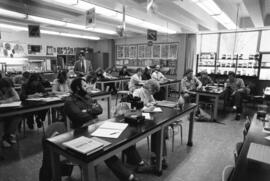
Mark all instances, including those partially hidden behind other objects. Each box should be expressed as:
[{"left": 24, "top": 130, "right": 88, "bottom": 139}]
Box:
[
  {"left": 169, "top": 44, "right": 178, "bottom": 59},
  {"left": 116, "top": 46, "right": 124, "bottom": 59},
  {"left": 0, "top": 42, "right": 27, "bottom": 58},
  {"left": 161, "top": 44, "right": 169, "bottom": 58},
  {"left": 145, "top": 45, "right": 152, "bottom": 58},
  {"left": 129, "top": 45, "right": 137, "bottom": 59},
  {"left": 260, "top": 30, "right": 270, "bottom": 52},
  {"left": 153, "top": 44, "right": 161, "bottom": 58},
  {"left": 138, "top": 45, "right": 145, "bottom": 58},
  {"left": 201, "top": 34, "right": 218, "bottom": 53},
  {"left": 124, "top": 46, "right": 129, "bottom": 58}
]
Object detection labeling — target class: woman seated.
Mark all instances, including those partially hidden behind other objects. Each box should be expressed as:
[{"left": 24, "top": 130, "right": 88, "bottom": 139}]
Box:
[
  {"left": 0, "top": 78, "right": 21, "bottom": 147},
  {"left": 133, "top": 79, "right": 168, "bottom": 169},
  {"left": 52, "top": 70, "right": 70, "bottom": 94},
  {"left": 20, "top": 73, "right": 48, "bottom": 129},
  {"left": 142, "top": 67, "right": 152, "bottom": 80},
  {"left": 129, "top": 68, "right": 143, "bottom": 93},
  {"left": 65, "top": 78, "right": 152, "bottom": 181},
  {"left": 119, "top": 65, "right": 131, "bottom": 78},
  {"left": 85, "top": 73, "right": 100, "bottom": 93}
]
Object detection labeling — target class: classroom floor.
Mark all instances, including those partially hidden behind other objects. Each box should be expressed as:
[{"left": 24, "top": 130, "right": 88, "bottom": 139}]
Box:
[{"left": 0, "top": 97, "right": 253, "bottom": 181}]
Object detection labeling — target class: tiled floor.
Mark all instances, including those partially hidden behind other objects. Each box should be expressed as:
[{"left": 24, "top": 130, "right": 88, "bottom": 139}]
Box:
[{"left": 0, "top": 97, "right": 252, "bottom": 181}]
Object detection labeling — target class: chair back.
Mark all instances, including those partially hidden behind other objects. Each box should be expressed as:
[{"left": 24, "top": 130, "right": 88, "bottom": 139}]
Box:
[{"left": 222, "top": 165, "right": 234, "bottom": 181}]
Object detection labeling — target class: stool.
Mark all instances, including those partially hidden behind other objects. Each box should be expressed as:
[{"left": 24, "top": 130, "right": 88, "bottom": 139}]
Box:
[{"left": 169, "top": 120, "right": 183, "bottom": 152}]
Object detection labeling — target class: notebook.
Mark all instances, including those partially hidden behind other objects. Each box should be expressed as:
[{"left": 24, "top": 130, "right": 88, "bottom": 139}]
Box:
[
  {"left": 91, "top": 122, "right": 128, "bottom": 138},
  {"left": 247, "top": 143, "right": 270, "bottom": 165},
  {"left": 63, "top": 136, "right": 105, "bottom": 155},
  {"left": 156, "top": 100, "right": 177, "bottom": 108}
]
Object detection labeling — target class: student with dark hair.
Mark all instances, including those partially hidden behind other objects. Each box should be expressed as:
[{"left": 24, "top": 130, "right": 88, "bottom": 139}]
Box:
[
  {"left": 64, "top": 78, "right": 151, "bottom": 181},
  {"left": 85, "top": 73, "right": 99, "bottom": 92},
  {"left": 225, "top": 71, "right": 248, "bottom": 120},
  {"left": 0, "top": 78, "right": 21, "bottom": 147},
  {"left": 119, "top": 65, "right": 131, "bottom": 77},
  {"left": 129, "top": 68, "right": 143, "bottom": 92},
  {"left": 142, "top": 66, "right": 152, "bottom": 80},
  {"left": 52, "top": 70, "right": 70, "bottom": 94},
  {"left": 20, "top": 73, "right": 48, "bottom": 129},
  {"left": 198, "top": 71, "right": 214, "bottom": 86},
  {"left": 96, "top": 67, "right": 117, "bottom": 94}
]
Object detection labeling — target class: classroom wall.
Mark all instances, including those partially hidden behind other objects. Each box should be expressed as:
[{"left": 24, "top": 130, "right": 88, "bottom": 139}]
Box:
[
  {"left": 93, "top": 39, "right": 114, "bottom": 67},
  {"left": 114, "top": 34, "right": 196, "bottom": 79}
]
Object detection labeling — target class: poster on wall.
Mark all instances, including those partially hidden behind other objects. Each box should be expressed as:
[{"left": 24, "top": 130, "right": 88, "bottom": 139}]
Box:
[
  {"left": 145, "top": 45, "right": 152, "bottom": 58},
  {"left": 169, "top": 44, "right": 178, "bottom": 59},
  {"left": 116, "top": 46, "right": 124, "bottom": 59},
  {"left": 0, "top": 42, "right": 27, "bottom": 58},
  {"left": 124, "top": 46, "right": 129, "bottom": 58},
  {"left": 129, "top": 45, "right": 137, "bottom": 59},
  {"left": 153, "top": 44, "right": 161, "bottom": 58},
  {"left": 138, "top": 45, "right": 145, "bottom": 59},
  {"left": 161, "top": 44, "right": 169, "bottom": 58}
]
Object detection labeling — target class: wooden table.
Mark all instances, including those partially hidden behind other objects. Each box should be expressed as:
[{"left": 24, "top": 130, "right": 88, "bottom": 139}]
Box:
[
  {"left": 191, "top": 87, "right": 225, "bottom": 121},
  {"left": 46, "top": 103, "right": 197, "bottom": 181},
  {"left": 0, "top": 92, "right": 112, "bottom": 123},
  {"left": 231, "top": 114, "right": 270, "bottom": 181}
]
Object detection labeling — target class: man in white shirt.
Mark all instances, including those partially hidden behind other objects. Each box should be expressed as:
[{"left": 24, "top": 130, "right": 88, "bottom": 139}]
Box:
[
  {"left": 151, "top": 65, "right": 166, "bottom": 82},
  {"left": 129, "top": 68, "right": 143, "bottom": 93}
]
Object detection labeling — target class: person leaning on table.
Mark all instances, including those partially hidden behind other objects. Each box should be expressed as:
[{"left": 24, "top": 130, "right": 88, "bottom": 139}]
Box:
[
  {"left": 64, "top": 78, "right": 151, "bottom": 181},
  {"left": 0, "top": 78, "right": 21, "bottom": 148},
  {"left": 133, "top": 79, "right": 169, "bottom": 169},
  {"left": 181, "top": 68, "right": 202, "bottom": 103}
]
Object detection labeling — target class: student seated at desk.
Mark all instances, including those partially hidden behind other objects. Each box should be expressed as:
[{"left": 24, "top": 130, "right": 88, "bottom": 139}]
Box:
[
  {"left": 85, "top": 73, "right": 100, "bottom": 93},
  {"left": 198, "top": 71, "right": 214, "bottom": 86},
  {"left": 133, "top": 79, "right": 168, "bottom": 169},
  {"left": 96, "top": 68, "right": 117, "bottom": 94},
  {"left": 65, "top": 78, "right": 150, "bottom": 181},
  {"left": 129, "top": 68, "right": 143, "bottom": 93},
  {"left": 142, "top": 66, "right": 152, "bottom": 80},
  {"left": 52, "top": 70, "right": 70, "bottom": 94},
  {"left": 151, "top": 65, "right": 167, "bottom": 100},
  {"left": 225, "top": 71, "right": 249, "bottom": 120},
  {"left": 181, "top": 68, "right": 202, "bottom": 103},
  {"left": 119, "top": 65, "right": 131, "bottom": 78},
  {"left": 20, "top": 73, "right": 48, "bottom": 129},
  {"left": 0, "top": 78, "right": 21, "bottom": 148}
]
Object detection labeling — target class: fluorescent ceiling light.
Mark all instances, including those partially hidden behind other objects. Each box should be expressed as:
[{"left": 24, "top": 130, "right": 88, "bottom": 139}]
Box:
[
  {"left": 53, "top": 0, "right": 78, "bottom": 5},
  {"left": 191, "top": 0, "right": 236, "bottom": 29},
  {"left": 28, "top": 15, "right": 66, "bottom": 26},
  {"left": 0, "top": 8, "right": 27, "bottom": 19},
  {"left": 0, "top": 23, "right": 28, "bottom": 31},
  {"left": 41, "top": 0, "right": 177, "bottom": 34}
]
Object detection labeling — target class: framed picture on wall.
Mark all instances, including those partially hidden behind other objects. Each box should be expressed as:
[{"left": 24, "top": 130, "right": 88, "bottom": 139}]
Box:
[
  {"left": 46, "top": 46, "right": 53, "bottom": 55},
  {"left": 138, "top": 45, "right": 145, "bottom": 59},
  {"left": 129, "top": 45, "right": 137, "bottom": 59},
  {"left": 153, "top": 44, "right": 161, "bottom": 58},
  {"left": 145, "top": 45, "right": 152, "bottom": 58},
  {"left": 161, "top": 44, "right": 169, "bottom": 58},
  {"left": 169, "top": 44, "right": 178, "bottom": 59},
  {"left": 116, "top": 46, "right": 124, "bottom": 59}
]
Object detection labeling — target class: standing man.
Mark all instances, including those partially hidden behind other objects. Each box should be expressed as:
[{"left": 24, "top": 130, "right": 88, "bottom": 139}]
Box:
[{"left": 74, "top": 51, "right": 93, "bottom": 77}]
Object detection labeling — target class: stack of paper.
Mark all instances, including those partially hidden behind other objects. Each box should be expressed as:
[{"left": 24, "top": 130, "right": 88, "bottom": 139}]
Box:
[
  {"left": 0, "top": 101, "right": 21, "bottom": 108},
  {"left": 142, "top": 106, "right": 163, "bottom": 113},
  {"left": 63, "top": 136, "right": 104, "bottom": 155},
  {"left": 247, "top": 143, "right": 270, "bottom": 165},
  {"left": 91, "top": 122, "right": 128, "bottom": 138},
  {"left": 156, "top": 100, "right": 177, "bottom": 108}
]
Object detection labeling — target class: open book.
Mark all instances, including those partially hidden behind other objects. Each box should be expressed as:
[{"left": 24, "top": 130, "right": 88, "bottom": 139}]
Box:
[
  {"left": 63, "top": 136, "right": 104, "bottom": 155},
  {"left": 91, "top": 122, "right": 128, "bottom": 138}
]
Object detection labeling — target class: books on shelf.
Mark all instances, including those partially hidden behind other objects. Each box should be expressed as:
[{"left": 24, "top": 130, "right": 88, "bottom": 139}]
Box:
[
  {"left": 63, "top": 136, "right": 106, "bottom": 155},
  {"left": 91, "top": 122, "right": 128, "bottom": 138}
]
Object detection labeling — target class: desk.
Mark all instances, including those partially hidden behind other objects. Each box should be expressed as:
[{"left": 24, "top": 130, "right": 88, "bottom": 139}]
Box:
[
  {"left": 0, "top": 92, "right": 112, "bottom": 122},
  {"left": 231, "top": 114, "right": 270, "bottom": 181},
  {"left": 46, "top": 103, "right": 196, "bottom": 181},
  {"left": 191, "top": 87, "right": 225, "bottom": 120},
  {"left": 96, "top": 78, "right": 130, "bottom": 91}
]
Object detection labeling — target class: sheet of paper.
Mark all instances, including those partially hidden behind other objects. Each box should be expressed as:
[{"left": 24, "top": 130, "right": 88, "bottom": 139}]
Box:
[
  {"left": 0, "top": 101, "right": 21, "bottom": 108},
  {"left": 263, "top": 129, "right": 270, "bottom": 134},
  {"left": 100, "top": 122, "right": 128, "bottom": 130},
  {"left": 265, "top": 136, "right": 270, "bottom": 140},
  {"left": 91, "top": 128, "right": 123, "bottom": 138},
  {"left": 153, "top": 107, "right": 162, "bottom": 112},
  {"left": 142, "top": 113, "right": 151, "bottom": 120},
  {"left": 41, "top": 97, "right": 61, "bottom": 102},
  {"left": 90, "top": 90, "right": 100, "bottom": 94}
]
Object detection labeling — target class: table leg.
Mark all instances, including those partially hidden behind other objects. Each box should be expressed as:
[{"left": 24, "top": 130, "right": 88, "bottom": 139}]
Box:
[
  {"left": 82, "top": 163, "right": 97, "bottom": 181},
  {"left": 187, "top": 109, "right": 195, "bottom": 146},
  {"left": 165, "top": 85, "right": 169, "bottom": 100},
  {"left": 108, "top": 96, "right": 111, "bottom": 119},
  {"left": 214, "top": 96, "right": 219, "bottom": 120},
  {"left": 101, "top": 83, "right": 104, "bottom": 92},
  {"left": 156, "top": 129, "right": 164, "bottom": 176},
  {"left": 49, "top": 149, "right": 61, "bottom": 181}
]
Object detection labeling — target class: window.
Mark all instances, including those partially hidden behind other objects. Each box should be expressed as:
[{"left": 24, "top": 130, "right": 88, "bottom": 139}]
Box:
[
  {"left": 201, "top": 34, "right": 218, "bottom": 53},
  {"left": 260, "top": 30, "right": 270, "bottom": 52}
]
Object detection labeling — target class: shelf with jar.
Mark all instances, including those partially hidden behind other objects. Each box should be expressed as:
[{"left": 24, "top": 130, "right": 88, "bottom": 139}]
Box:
[{"left": 196, "top": 52, "right": 217, "bottom": 74}]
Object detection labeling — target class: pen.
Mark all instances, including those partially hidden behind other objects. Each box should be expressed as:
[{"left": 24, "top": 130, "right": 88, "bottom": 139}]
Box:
[{"left": 110, "top": 132, "right": 119, "bottom": 135}]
